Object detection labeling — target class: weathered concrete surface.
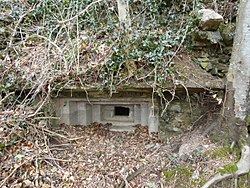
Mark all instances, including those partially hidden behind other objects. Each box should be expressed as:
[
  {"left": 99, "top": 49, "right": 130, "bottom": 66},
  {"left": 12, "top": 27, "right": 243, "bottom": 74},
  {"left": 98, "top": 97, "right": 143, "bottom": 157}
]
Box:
[{"left": 53, "top": 91, "right": 159, "bottom": 132}]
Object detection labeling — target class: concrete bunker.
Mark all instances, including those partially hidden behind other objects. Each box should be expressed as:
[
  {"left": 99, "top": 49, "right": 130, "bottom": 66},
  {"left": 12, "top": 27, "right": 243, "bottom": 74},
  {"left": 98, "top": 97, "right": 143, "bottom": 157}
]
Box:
[
  {"left": 53, "top": 89, "right": 159, "bottom": 132},
  {"left": 52, "top": 76, "right": 225, "bottom": 137}
]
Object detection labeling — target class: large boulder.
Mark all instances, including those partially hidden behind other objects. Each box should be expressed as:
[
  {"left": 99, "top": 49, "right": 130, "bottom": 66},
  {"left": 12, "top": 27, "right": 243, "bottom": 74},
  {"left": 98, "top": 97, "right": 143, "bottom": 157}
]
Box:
[{"left": 198, "top": 9, "right": 224, "bottom": 31}]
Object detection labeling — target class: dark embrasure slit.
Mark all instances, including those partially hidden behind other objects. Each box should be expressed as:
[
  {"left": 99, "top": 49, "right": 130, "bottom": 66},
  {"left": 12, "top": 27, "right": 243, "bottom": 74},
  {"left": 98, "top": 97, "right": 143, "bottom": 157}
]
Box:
[{"left": 114, "top": 106, "right": 130, "bottom": 116}]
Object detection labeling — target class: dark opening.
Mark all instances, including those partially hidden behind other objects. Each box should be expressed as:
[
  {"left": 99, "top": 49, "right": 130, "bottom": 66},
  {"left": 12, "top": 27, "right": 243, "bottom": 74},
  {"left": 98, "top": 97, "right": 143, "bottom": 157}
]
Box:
[{"left": 114, "top": 106, "right": 130, "bottom": 116}]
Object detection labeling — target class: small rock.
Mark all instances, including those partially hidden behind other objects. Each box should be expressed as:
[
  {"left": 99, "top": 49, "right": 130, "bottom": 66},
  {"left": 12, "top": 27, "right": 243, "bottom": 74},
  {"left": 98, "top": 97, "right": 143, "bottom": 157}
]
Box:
[{"left": 198, "top": 9, "right": 224, "bottom": 31}]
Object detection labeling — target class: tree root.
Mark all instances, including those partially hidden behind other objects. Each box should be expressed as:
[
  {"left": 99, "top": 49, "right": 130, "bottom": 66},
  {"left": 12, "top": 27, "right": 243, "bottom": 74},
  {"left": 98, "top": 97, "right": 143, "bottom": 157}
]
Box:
[{"left": 202, "top": 145, "right": 250, "bottom": 188}]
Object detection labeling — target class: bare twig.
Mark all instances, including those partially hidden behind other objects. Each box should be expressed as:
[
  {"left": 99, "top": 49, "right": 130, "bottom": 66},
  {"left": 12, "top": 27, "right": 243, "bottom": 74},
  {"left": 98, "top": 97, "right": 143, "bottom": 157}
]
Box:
[
  {"left": 0, "top": 92, "right": 15, "bottom": 106},
  {"left": 27, "top": 35, "right": 68, "bottom": 68},
  {"left": 58, "top": 0, "right": 102, "bottom": 24},
  {"left": 28, "top": 84, "right": 51, "bottom": 118},
  {"left": 7, "top": 8, "right": 35, "bottom": 50}
]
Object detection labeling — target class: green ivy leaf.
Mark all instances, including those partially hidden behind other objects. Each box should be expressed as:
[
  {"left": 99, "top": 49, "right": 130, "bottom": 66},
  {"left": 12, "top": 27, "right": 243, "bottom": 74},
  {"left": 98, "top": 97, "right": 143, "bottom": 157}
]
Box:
[{"left": 0, "top": 143, "right": 5, "bottom": 150}]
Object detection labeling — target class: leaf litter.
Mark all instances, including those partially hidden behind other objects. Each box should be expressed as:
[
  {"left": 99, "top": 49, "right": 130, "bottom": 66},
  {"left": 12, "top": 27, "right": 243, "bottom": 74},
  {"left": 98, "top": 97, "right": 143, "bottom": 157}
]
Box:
[
  {"left": 46, "top": 123, "right": 168, "bottom": 188},
  {"left": 0, "top": 117, "right": 237, "bottom": 188}
]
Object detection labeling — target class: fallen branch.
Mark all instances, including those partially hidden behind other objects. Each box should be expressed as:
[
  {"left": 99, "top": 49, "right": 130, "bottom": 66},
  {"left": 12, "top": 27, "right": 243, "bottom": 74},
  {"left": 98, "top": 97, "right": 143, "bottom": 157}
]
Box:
[
  {"left": 202, "top": 145, "right": 250, "bottom": 188},
  {"left": 40, "top": 127, "right": 68, "bottom": 140},
  {"left": 116, "top": 167, "right": 145, "bottom": 188}
]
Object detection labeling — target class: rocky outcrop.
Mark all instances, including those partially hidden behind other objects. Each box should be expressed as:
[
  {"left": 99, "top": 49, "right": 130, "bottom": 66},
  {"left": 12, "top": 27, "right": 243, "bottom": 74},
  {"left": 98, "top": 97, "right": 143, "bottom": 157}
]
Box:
[
  {"left": 159, "top": 92, "right": 223, "bottom": 140},
  {"left": 192, "top": 30, "right": 223, "bottom": 46},
  {"left": 193, "top": 9, "right": 224, "bottom": 46},
  {"left": 192, "top": 9, "right": 235, "bottom": 78},
  {"left": 198, "top": 58, "right": 229, "bottom": 78}
]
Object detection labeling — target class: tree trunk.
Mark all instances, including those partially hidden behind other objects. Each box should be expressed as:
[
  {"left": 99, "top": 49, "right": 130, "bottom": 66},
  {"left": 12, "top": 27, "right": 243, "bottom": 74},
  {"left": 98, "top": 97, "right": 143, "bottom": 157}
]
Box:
[
  {"left": 202, "top": 0, "right": 250, "bottom": 187},
  {"left": 226, "top": 0, "right": 250, "bottom": 121},
  {"left": 116, "top": 0, "right": 131, "bottom": 29}
]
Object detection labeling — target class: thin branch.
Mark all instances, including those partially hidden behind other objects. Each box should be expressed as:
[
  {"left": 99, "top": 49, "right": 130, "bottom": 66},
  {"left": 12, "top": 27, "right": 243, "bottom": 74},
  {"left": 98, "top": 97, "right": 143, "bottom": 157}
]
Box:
[
  {"left": 26, "top": 34, "right": 68, "bottom": 67},
  {"left": 0, "top": 92, "right": 15, "bottom": 106},
  {"left": 58, "top": 0, "right": 103, "bottom": 24}
]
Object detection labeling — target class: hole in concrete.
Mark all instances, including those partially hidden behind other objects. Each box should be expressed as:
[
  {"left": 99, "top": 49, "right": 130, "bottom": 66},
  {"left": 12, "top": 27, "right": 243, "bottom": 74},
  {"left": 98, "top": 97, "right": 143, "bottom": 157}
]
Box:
[{"left": 114, "top": 106, "right": 130, "bottom": 116}]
